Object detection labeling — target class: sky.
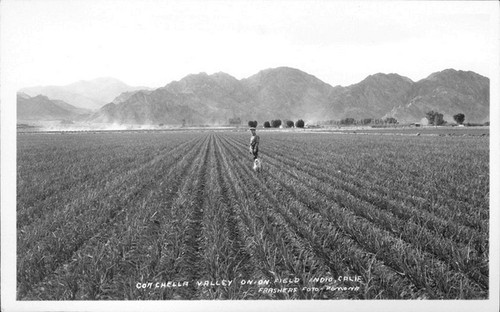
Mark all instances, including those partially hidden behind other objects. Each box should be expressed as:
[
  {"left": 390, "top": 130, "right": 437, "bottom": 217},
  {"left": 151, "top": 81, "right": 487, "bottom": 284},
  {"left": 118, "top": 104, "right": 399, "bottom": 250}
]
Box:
[{"left": 1, "top": 0, "right": 497, "bottom": 90}]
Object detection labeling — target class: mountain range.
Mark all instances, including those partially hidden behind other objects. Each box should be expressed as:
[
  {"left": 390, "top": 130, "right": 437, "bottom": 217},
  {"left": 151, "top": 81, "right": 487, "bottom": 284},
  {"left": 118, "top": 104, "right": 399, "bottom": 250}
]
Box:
[
  {"left": 92, "top": 67, "right": 489, "bottom": 125},
  {"left": 20, "top": 77, "right": 150, "bottom": 111},
  {"left": 18, "top": 68, "right": 489, "bottom": 125}
]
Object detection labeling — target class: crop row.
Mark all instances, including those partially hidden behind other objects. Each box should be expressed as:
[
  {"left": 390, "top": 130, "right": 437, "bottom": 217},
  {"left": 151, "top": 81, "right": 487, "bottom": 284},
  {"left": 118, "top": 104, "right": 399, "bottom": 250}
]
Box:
[
  {"left": 216, "top": 135, "right": 411, "bottom": 299},
  {"left": 264, "top": 133, "right": 488, "bottom": 225},
  {"left": 17, "top": 131, "right": 489, "bottom": 299},
  {"left": 19, "top": 133, "right": 206, "bottom": 298},
  {"left": 17, "top": 133, "right": 197, "bottom": 229},
  {"left": 223, "top": 133, "right": 487, "bottom": 298},
  {"left": 241, "top": 138, "right": 489, "bottom": 285}
]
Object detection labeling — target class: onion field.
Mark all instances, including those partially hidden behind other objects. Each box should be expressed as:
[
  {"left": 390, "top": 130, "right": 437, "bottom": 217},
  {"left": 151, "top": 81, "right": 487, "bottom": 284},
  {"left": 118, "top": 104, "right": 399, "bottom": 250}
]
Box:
[{"left": 17, "top": 130, "right": 489, "bottom": 300}]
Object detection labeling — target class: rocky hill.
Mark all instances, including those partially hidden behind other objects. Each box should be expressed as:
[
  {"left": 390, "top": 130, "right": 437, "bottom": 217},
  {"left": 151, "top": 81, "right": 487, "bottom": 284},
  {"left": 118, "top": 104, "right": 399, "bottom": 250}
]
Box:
[
  {"left": 17, "top": 93, "right": 91, "bottom": 121},
  {"left": 326, "top": 73, "right": 414, "bottom": 121},
  {"left": 385, "top": 69, "right": 489, "bottom": 123},
  {"left": 241, "top": 67, "right": 341, "bottom": 122}
]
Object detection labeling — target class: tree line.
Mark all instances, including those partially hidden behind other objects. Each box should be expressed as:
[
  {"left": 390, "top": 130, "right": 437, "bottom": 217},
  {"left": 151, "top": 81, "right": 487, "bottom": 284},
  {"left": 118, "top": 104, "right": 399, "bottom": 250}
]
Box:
[
  {"left": 322, "top": 117, "right": 398, "bottom": 126},
  {"left": 320, "top": 111, "right": 474, "bottom": 126},
  {"left": 236, "top": 110, "right": 486, "bottom": 129},
  {"left": 247, "top": 119, "right": 305, "bottom": 128}
]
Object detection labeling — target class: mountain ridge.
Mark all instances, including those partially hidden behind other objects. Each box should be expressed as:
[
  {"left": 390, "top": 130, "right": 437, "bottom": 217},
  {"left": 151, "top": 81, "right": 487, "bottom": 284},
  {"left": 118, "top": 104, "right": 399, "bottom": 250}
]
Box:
[
  {"left": 19, "top": 68, "right": 489, "bottom": 125},
  {"left": 17, "top": 93, "right": 91, "bottom": 121},
  {"left": 90, "top": 67, "right": 489, "bottom": 124}
]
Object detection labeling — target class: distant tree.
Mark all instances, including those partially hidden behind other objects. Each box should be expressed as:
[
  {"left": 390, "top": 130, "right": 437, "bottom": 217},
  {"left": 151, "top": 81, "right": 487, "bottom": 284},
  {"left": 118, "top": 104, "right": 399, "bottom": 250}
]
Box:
[
  {"left": 285, "top": 120, "right": 294, "bottom": 128},
  {"left": 484, "top": 121, "right": 490, "bottom": 126},
  {"left": 427, "top": 111, "right": 446, "bottom": 126},
  {"left": 435, "top": 113, "right": 445, "bottom": 126},
  {"left": 182, "top": 119, "right": 186, "bottom": 127},
  {"left": 295, "top": 119, "right": 305, "bottom": 128},
  {"left": 384, "top": 117, "right": 398, "bottom": 124},
  {"left": 362, "top": 118, "right": 372, "bottom": 125},
  {"left": 271, "top": 119, "right": 282, "bottom": 128},
  {"left": 453, "top": 113, "right": 465, "bottom": 125},
  {"left": 426, "top": 111, "right": 436, "bottom": 125},
  {"left": 248, "top": 120, "right": 258, "bottom": 128},
  {"left": 264, "top": 121, "right": 271, "bottom": 128},
  {"left": 340, "top": 118, "right": 355, "bottom": 125}
]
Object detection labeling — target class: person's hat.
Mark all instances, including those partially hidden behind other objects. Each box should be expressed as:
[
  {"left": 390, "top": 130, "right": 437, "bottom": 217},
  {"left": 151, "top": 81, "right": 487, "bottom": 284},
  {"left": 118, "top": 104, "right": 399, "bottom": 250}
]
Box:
[{"left": 249, "top": 127, "right": 256, "bottom": 131}]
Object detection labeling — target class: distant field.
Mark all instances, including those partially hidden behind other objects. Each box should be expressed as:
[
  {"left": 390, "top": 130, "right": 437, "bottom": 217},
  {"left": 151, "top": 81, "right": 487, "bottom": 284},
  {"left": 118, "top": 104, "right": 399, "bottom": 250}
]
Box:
[
  {"left": 308, "top": 126, "right": 490, "bottom": 136},
  {"left": 17, "top": 130, "right": 489, "bottom": 300}
]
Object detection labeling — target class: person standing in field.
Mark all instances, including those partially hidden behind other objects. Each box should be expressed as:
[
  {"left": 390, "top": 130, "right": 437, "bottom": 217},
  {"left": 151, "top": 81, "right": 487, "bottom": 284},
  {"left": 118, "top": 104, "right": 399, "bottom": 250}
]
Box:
[{"left": 249, "top": 127, "right": 260, "bottom": 160}]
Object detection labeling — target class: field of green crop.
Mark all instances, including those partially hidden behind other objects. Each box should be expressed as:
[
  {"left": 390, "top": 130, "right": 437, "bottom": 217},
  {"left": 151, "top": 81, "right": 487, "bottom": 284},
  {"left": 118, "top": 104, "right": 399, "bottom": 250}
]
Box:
[{"left": 17, "top": 129, "right": 489, "bottom": 300}]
